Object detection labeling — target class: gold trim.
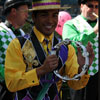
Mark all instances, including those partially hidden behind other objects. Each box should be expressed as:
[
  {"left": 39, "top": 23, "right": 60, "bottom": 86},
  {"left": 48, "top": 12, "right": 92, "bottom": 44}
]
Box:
[{"left": 28, "top": 6, "right": 71, "bottom": 12}]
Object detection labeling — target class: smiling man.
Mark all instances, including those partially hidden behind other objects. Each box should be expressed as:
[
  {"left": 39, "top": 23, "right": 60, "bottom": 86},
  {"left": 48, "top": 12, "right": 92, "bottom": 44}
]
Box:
[{"left": 5, "top": 0, "right": 94, "bottom": 100}]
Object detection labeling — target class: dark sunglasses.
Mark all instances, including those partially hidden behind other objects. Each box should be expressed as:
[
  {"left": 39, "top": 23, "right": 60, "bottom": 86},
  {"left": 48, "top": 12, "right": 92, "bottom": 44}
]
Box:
[{"left": 87, "top": 4, "right": 98, "bottom": 9}]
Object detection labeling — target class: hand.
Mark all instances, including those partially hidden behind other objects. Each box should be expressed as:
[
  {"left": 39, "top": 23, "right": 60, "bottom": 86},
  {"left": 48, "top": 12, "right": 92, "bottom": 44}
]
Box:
[
  {"left": 86, "top": 42, "right": 94, "bottom": 66},
  {"left": 36, "top": 55, "right": 58, "bottom": 77},
  {"left": 93, "top": 21, "right": 98, "bottom": 34},
  {"left": 43, "top": 55, "right": 58, "bottom": 72},
  {"left": 77, "top": 42, "right": 94, "bottom": 73}
]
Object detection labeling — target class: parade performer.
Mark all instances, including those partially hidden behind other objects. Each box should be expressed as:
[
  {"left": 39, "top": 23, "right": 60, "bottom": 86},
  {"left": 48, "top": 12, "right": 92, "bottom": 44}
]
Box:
[
  {"left": 5, "top": 0, "right": 94, "bottom": 100},
  {"left": 62, "top": 0, "right": 98, "bottom": 100},
  {"left": 0, "top": 0, "right": 31, "bottom": 100}
]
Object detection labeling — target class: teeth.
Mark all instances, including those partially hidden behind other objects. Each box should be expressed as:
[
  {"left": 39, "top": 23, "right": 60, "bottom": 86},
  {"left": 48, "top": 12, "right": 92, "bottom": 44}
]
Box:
[{"left": 45, "top": 26, "right": 52, "bottom": 29}]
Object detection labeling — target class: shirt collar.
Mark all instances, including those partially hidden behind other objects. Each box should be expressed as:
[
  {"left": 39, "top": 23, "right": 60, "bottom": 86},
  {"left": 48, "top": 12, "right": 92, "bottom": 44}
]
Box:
[
  {"left": 80, "top": 14, "right": 97, "bottom": 23},
  {"left": 33, "top": 26, "right": 54, "bottom": 43},
  {"left": 80, "top": 14, "right": 88, "bottom": 21}
]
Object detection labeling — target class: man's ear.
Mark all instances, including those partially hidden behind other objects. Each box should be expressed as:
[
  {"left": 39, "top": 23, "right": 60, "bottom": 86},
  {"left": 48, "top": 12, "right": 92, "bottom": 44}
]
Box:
[
  {"left": 80, "top": 4, "right": 84, "bottom": 8},
  {"left": 11, "top": 8, "right": 17, "bottom": 15},
  {"left": 32, "top": 13, "right": 35, "bottom": 21},
  {"left": 80, "top": 4, "right": 84, "bottom": 12}
]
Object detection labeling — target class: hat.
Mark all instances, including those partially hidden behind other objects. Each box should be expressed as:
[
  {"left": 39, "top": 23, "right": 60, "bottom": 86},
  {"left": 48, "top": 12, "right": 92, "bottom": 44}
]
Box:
[
  {"left": 28, "top": 0, "right": 70, "bottom": 11},
  {"left": 78, "top": 0, "right": 98, "bottom": 5},
  {"left": 2, "top": 0, "right": 31, "bottom": 16},
  {"left": 55, "top": 11, "right": 71, "bottom": 36}
]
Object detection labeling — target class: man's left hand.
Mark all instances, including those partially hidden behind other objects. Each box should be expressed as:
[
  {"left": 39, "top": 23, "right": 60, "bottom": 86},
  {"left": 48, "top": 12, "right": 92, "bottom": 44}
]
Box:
[{"left": 77, "top": 42, "right": 94, "bottom": 73}]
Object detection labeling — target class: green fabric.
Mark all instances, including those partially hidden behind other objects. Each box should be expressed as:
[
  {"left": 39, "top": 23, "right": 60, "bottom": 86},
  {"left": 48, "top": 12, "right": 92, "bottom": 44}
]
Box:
[
  {"left": 0, "top": 66, "right": 4, "bottom": 82},
  {"left": 0, "top": 23, "right": 24, "bottom": 82},
  {"left": 63, "top": 19, "right": 96, "bottom": 51},
  {"left": 62, "top": 15, "right": 96, "bottom": 46},
  {"left": 36, "top": 73, "right": 53, "bottom": 100},
  {"left": 62, "top": 15, "right": 98, "bottom": 75},
  {"left": 0, "top": 27, "right": 11, "bottom": 81}
]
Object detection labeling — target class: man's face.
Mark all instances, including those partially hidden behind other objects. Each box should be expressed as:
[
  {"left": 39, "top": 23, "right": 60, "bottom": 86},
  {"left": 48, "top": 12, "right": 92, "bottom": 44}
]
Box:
[
  {"left": 81, "top": 1, "right": 98, "bottom": 20},
  {"left": 32, "top": 9, "right": 59, "bottom": 36},
  {"left": 14, "top": 5, "right": 29, "bottom": 27}
]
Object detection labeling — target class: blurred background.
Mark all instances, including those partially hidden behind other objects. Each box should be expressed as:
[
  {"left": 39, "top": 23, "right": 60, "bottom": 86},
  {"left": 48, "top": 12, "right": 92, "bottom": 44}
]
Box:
[
  {"left": 0, "top": 0, "right": 80, "bottom": 34},
  {"left": 0, "top": 0, "right": 80, "bottom": 22}
]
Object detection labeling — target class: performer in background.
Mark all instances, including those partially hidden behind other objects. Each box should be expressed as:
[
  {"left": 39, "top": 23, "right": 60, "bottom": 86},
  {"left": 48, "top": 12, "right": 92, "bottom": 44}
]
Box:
[
  {"left": 62, "top": 0, "right": 98, "bottom": 100},
  {"left": 0, "top": 0, "right": 31, "bottom": 100}
]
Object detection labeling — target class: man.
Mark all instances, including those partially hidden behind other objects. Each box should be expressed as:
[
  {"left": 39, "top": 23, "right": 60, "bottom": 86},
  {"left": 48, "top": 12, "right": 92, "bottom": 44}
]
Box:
[
  {"left": 0, "top": 0, "right": 31, "bottom": 100},
  {"left": 5, "top": 0, "right": 94, "bottom": 100},
  {"left": 62, "top": 0, "right": 98, "bottom": 100}
]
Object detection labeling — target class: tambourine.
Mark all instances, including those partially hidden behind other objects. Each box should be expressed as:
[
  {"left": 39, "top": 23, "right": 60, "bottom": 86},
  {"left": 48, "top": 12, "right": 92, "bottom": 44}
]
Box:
[{"left": 51, "top": 38, "right": 89, "bottom": 81}]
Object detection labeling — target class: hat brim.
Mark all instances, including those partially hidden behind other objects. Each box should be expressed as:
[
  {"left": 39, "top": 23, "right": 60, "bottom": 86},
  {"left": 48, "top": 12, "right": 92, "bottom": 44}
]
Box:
[
  {"left": 28, "top": 6, "right": 71, "bottom": 12},
  {"left": 2, "top": 1, "right": 31, "bottom": 16}
]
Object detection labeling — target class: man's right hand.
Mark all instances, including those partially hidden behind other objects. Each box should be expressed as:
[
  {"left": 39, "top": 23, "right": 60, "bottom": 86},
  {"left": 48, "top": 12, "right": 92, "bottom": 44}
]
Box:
[
  {"left": 94, "top": 21, "right": 98, "bottom": 34},
  {"left": 36, "top": 55, "right": 58, "bottom": 78}
]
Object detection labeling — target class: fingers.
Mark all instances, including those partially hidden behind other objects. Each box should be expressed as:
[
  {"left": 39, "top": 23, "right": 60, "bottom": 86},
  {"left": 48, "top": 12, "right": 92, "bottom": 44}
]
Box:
[
  {"left": 48, "top": 55, "right": 58, "bottom": 69},
  {"left": 37, "top": 55, "right": 59, "bottom": 77},
  {"left": 77, "top": 47, "right": 81, "bottom": 52},
  {"left": 93, "top": 21, "right": 98, "bottom": 34},
  {"left": 86, "top": 42, "right": 95, "bottom": 66},
  {"left": 43, "top": 55, "right": 58, "bottom": 72},
  {"left": 87, "top": 42, "right": 94, "bottom": 56}
]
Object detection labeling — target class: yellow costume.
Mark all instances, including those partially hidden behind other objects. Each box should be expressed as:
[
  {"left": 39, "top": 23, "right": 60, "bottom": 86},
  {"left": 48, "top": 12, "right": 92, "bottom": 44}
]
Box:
[{"left": 5, "top": 27, "right": 90, "bottom": 99}]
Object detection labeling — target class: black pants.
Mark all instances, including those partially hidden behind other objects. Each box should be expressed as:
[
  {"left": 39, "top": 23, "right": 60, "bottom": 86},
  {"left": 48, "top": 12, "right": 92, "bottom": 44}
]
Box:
[
  {"left": 85, "top": 72, "right": 98, "bottom": 100},
  {"left": 69, "top": 72, "right": 98, "bottom": 100}
]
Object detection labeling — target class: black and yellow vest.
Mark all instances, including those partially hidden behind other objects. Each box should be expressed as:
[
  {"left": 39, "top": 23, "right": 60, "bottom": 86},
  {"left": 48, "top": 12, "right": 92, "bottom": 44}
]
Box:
[{"left": 16, "top": 30, "right": 68, "bottom": 100}]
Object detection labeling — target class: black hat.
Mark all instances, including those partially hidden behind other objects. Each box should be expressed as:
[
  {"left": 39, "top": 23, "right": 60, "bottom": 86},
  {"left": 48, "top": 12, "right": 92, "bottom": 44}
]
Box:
[
  {"left": 78, "top": 0, "right": 98, "bottom": 5},
  {"left": 2, "top": 0, "right": 31, "bottom": 16}
]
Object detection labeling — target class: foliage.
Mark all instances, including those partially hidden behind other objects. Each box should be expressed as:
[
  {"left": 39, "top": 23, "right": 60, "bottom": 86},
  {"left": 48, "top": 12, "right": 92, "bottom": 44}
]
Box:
[{"left": 22, "top": 22, "right": 32, "bottom": 34}]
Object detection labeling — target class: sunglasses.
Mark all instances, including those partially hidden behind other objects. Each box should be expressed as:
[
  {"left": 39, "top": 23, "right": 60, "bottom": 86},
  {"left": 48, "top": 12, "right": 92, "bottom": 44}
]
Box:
[{"left": 87, "top": 4, "right": 98, "bottom": 9}]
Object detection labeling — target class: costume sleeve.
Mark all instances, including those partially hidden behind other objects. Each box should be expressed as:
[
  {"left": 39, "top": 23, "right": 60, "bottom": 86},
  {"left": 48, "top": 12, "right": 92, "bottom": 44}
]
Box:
[
  {"left": 64, "top": 45, "right": 79, "bottom": 76},
  {"left": 0, "top": 32, "right": 5, "bottom": 81},
  {"left": 56, "top": 45, "right": 90, "bottom": 91},
  {"left": 67, "top": 75, "right": 90, "bottom": 90},
  {"left": 5, "top": 38, "right": 39, "bottom": 92},
  {"left": 62, "top": 45, "right": 90, "bottom": 90},
  {"left": 62, "top": 21, "right": 97, "bottom": 46}
]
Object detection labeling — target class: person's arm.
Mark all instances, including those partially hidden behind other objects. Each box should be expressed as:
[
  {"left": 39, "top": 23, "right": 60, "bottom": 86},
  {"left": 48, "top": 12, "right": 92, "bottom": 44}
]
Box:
[
  {"left": 93, "top": 21, "right": 98, "bottom": 34},
  {"left": 65, "top": 45, "right": 90, "bottom": 90},
  {"left": 5, "top": 38, "right": 39, "bottom": 92},
  {"left": 56, "top": 44, "right": 79, "bottom": 91},
  {"left": 5, "top": 38, "right": 59, "bottom": 92},
  {"left": 57, "top": 45, "right": 90, "bottom": 90},
  {"left": 57, "top": 44, "right": 93, "bottom": 91},
  {"left": 77, "top": 42, "right": 94, "bottom": 73},
  {"left": 66, "top": 42, "right": 94, "bottom": 90}
]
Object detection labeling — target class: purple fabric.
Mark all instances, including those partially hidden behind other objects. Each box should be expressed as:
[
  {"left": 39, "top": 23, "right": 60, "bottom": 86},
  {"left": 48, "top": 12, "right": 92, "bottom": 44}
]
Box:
[
  {"left": 22, "top": 94, "right": 32, "bottom": 100},
  {"left": 40, "top": 73, "right": 59, "bottom": 84},
  {"left": 32, "top": 2, "right": 60, "bottom": 7},
  {"left": 54, "top": 95, "right": 60, "bottom": 100},
  {"left": 15, "top": 95, "right": 17, "bottom": 100},
  {"left": 59, "top": 45, "right": 68, "bottom": 65},
  {"left": 24, "top": 34, "right": 30, "bottom": 39},
  {"left": 44, "top": 94, "right": 50, "bottom": 100}
]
